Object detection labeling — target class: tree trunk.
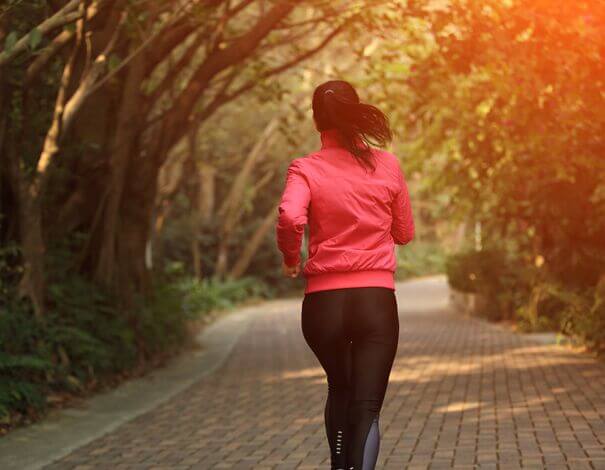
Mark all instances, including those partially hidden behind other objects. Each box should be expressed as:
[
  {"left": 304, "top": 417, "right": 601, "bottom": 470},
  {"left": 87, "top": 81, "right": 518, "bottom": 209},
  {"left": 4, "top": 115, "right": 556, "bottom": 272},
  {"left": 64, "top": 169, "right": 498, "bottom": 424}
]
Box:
[
  {"left": 16, "top": 179, "right": 46, "bottom": 317},
  {"left": 94, "top": 53, "right": 146, "bottom": 298},
  {"left": 198, "top": 162, "right": 216, "bottom": 224},
  {"left": 15, "top": 4, "right": 84, "bottom": 317},
  {"left": 229, "top": 202, "right": 279, "bottom": 279},
  {"left": 214, "top": 118, "right": 279, "bottom": 277},
  {"left": 187, "top": 128, "right": 202, "bottom": 279},
  {"left": 195, "top": 162, "right": 216, "bottom": 278},
  {"left": 150, "top": 141, "right": 193, "bottom": 275}
]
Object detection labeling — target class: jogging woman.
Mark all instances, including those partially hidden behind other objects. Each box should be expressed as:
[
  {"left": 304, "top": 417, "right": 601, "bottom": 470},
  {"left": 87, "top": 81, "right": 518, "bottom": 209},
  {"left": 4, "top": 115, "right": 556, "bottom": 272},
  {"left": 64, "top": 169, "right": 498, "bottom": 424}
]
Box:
[{"left": 275, "top": 80, "right": 415, "bottom": 470}]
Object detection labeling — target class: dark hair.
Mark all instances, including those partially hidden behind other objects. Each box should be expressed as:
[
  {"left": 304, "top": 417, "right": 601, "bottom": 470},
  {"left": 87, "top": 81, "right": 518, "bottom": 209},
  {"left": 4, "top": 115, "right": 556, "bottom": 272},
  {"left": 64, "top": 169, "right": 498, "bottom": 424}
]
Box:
[{"left": 312, "top": 80, "right": 393, "bottom": 173}]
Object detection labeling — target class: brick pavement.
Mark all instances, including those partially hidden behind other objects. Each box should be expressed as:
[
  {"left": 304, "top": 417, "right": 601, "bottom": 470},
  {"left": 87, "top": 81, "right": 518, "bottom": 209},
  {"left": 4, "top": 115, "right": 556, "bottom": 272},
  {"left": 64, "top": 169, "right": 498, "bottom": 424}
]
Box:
[{"left": 41, "top": 277, "right": 605, "bottom": 469}]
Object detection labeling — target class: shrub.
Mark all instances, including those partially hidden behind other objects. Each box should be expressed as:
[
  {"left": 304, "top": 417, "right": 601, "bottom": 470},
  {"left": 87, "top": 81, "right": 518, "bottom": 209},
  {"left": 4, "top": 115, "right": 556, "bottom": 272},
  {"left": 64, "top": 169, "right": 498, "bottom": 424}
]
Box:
[
  {"left": 515, "top": 282, "right": 569, "bottom": 333},
  {"left": 446, "top": 248, "right": 529, "bottom": 321},
  {"left": 179, "top": 276, "right": 271, "bottom": 319},
  {"left": 395, "top": 240, "right": 447, "bottom": 280},
  {"left": 547, "top": 281, "right": 605, "bottom": 354},
  {"left": 0, "top": 301, "right": 52, "bottom": 419}
]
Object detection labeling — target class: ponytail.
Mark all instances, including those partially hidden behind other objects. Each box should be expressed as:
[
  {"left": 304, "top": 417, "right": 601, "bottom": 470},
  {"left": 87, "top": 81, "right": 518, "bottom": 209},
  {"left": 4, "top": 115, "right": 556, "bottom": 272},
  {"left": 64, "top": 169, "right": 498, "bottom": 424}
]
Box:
[{"left": 313, "top": 80, "right": 393, "bottom": 173}]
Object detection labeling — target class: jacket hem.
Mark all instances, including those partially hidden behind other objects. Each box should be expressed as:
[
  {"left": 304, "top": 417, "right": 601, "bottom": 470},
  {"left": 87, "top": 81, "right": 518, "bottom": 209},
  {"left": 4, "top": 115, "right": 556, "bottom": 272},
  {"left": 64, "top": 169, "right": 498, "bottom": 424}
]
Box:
[{"left": 304, "top": 269, "right": 395, "bottom": 294}]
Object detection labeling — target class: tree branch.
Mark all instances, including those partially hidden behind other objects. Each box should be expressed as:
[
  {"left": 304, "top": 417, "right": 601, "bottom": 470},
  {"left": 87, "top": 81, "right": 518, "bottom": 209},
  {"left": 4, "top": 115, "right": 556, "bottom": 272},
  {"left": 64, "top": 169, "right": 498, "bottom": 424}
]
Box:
[
  {"left": 224, "top": 23, "right": 345, "bottom": 101},
  {"left": 0, "top": 0, "right": 80, "bottom": 67},
  {"left": 146, "top": 32, "right": 204, "bottom": 104},
  {"left": 157, "top": 1, "right": 296, "bottom": 157},
  {"left": 24, "top": 29, "right": 73, "bottom": 85}
]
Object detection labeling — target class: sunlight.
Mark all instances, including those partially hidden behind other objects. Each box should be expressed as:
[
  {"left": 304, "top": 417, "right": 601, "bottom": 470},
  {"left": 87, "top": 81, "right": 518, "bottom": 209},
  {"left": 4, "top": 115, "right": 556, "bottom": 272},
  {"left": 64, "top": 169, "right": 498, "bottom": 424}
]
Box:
[{"left": 434, "top": 401, "right": 481, "bottom": 413}]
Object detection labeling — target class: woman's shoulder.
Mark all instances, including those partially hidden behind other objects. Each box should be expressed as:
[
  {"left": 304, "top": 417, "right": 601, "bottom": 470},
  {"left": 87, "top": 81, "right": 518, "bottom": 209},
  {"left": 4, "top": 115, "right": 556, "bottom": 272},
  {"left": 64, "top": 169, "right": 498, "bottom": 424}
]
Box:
[
  {"left": 373, "top": 149, "right": 406, "bottom": 177},
  {"left": 287, "top": 152, "right": 323, "bottom": 172},
  {"left": 283, "top": 154, "right": 322, "bottom": 181},
  {"left": 374, "top": 148, "right": 400, "bottom": 165},
  {"left": 300, "top": 150, "right": 325, "bottom": 161}
]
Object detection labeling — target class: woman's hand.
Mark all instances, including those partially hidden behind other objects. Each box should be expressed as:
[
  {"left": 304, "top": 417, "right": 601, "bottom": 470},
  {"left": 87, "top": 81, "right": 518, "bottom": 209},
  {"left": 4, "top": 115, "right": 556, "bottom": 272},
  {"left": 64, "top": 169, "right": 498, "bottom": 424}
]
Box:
[{"left": 282, "top": 260, "right": 301, "bottom": 278}]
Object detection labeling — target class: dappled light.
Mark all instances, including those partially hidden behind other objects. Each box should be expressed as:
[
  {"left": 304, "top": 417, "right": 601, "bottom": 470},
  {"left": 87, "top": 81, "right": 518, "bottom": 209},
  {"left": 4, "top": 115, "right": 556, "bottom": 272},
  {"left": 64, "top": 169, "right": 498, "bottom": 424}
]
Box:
[{"left": 273, "top": 366, "right": 325, "bottom": 382}]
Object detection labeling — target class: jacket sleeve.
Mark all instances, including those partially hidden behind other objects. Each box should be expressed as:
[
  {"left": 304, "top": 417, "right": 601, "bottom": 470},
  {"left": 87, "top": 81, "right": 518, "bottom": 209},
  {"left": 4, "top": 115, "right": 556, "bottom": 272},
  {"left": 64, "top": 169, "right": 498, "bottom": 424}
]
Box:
[
  {"left": 276, "top": 159, "right": 311, "bottom": 267},
  {"left": 391, "top": 163, "right": 415, "bottom": 245}
]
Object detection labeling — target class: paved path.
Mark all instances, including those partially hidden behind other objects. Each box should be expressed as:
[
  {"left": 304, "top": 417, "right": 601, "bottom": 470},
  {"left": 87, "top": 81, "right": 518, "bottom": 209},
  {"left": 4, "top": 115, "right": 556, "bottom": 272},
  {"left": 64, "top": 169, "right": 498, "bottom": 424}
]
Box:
[{"left": 11, "top": 277, "right": 605, "bottom": 469}]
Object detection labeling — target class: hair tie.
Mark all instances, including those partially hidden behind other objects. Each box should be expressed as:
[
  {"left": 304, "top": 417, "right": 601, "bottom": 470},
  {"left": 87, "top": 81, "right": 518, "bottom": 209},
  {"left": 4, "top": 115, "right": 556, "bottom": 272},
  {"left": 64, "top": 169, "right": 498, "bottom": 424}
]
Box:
[{"left": 324, "top": 89, "right": 335, "bottom": 96}]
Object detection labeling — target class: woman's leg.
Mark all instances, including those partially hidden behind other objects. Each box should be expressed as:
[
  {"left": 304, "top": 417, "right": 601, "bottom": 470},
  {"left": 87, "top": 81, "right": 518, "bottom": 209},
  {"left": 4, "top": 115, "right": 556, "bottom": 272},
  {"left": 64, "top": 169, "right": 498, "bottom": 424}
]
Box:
[
  {"left": 301, "top": 289, "right": 353, "bottom": 470},
  {"left": 346, "top": 287, "right": 399, "bottom": 470}
]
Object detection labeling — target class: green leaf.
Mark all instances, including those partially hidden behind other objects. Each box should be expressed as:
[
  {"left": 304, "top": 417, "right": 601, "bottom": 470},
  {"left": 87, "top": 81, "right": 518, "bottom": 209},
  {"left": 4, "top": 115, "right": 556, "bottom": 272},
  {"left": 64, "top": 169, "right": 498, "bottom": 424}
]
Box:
[
  {"left": 29, "top": 28, "right": 42, "bottom": 51},
  {"left": 107, "top": 53, "right": 121, "bottom": 71},
  {"left": 4, "top": 31, "right": 18, "bottom": 51}
]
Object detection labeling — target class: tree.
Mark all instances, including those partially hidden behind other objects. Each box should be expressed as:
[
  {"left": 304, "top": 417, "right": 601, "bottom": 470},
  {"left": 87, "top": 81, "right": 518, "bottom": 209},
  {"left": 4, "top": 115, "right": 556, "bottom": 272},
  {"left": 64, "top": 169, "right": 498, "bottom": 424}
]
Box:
[{"left": 1, "top": 0, "right": 403, "bottom": 311}]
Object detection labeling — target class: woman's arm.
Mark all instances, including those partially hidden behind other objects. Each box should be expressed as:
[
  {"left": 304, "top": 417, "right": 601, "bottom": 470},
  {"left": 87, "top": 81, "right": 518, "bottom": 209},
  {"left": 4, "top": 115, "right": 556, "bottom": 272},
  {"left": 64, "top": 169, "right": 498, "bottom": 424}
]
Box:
[
  {"left": 276, "top": 159, "right": 311, "bottom": 267},
  {"left": 391, "top": 164, "right": 415, "bottom": 245}
]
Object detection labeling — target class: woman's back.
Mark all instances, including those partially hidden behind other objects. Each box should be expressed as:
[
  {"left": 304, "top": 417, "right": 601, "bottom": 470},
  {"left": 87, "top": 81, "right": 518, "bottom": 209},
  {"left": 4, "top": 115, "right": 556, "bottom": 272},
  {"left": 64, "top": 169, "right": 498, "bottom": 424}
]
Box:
[{"left": 276, "top": 128, "right": 414, "bottom": 294}]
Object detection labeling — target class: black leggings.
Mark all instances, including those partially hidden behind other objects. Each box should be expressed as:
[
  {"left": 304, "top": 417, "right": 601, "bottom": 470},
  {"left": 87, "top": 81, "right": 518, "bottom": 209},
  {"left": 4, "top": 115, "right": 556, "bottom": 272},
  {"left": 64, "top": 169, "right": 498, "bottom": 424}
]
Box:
[{"left": 301, "top": 287, "right": 399, "bottom": 470}]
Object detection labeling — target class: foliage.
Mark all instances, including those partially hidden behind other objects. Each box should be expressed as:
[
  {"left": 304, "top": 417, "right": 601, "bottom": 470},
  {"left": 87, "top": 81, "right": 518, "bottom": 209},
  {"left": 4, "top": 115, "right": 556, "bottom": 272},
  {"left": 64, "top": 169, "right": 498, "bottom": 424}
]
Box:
[
  {"left": 161, "top": 260, "right": 272, "bottom": 316},
  {"left": 0, "top": 273, "right": 136, "bottom": 426},
  {"left": 515, "top": 282, "right": 570, "bottom": 333},
  {"left": 514, "top": 279, "right": 605, "bottom": 354},
  {"left": 2, "top": 0, "right": 399, "bottom": 318},
  {"left": 565, "top": 283, "right": 605, "bottom": 355},
  {"left": 448, "top": 244, "right": 605, "bottom": 351},
  {"left": 179, "top": 275, "right": 272, "bottom": 319},
  {"left": 446, "top": 247, "right": 530, "bottom": 321},
  {"left": 375, "top": 0, "right": 605, "bottom": 280},
  {"left": 395, "top": 240, "right": 447, "bottom": 280},
  {"left": 134, "top": 279, "right": 204, "bottom": 358},
  {"left": 446, "top": 248, "right": 508, "bottom": 294},
  {"left": 0, "top": 299, "right": 52, "bottom": 420},
  {"left": 369, "top": 0, "right": 605, "bottom": 350}
]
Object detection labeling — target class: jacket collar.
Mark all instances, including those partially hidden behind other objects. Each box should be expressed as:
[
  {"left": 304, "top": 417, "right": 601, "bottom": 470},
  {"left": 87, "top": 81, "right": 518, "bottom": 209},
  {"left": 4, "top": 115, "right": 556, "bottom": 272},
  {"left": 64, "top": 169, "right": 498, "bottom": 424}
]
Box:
[{"left": 320, "top": 129, "right": 346, "bottom": 149}]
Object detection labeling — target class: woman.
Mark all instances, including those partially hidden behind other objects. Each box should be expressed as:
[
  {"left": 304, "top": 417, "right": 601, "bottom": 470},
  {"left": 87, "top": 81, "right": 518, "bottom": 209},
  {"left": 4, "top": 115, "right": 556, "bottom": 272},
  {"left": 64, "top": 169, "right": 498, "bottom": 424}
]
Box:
[{"left": 275, "top": 80, "right": 415, "bottom": 470}]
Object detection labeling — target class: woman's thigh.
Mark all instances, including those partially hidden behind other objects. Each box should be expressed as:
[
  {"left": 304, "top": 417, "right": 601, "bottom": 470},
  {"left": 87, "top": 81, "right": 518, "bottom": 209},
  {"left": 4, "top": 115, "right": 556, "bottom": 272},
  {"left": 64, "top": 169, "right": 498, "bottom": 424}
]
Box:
[
  {"left": 301, "top": 289, "right": 351, "bottom": 386},
  {"left": 347, "top": 287, "right": 399, "bottom": 406}
]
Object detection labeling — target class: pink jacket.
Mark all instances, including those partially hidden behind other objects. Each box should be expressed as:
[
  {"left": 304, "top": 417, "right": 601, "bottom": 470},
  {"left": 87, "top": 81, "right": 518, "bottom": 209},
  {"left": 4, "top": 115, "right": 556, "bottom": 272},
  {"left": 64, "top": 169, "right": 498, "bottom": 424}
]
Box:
[{"left": 276, "top": 129, "right": 415, "bottom": 294}]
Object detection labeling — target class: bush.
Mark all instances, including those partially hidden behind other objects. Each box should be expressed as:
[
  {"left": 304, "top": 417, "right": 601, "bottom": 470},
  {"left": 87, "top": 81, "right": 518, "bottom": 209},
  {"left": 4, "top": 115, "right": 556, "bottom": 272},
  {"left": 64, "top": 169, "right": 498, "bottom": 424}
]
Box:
[
  {"left": 179, "top": 276, "right": 271, "bottom": 319},
  {"left": 395, "top": 240, "right": 447, "bottom": 280},
  {"left": 135, "top": 281, "right": 190, "bottom": 357},
  {"left": 0, "top": 275, "right": 143, "bottom": 426},
  {"left": 578, "top": 290, "right": 605, "bottom": 354},
  {"left": 448, "top": 248, "right": 605, "bottom": 355},
  {"left": 515, "top": 282, "right": 569, "bottom": 333},
  {"left": 532, "top": 280, "right": 605, "bottom": 354},
  {"left": 46, "top": 276, "right": 137, "bottom": 381},
  {"left": 446, "top": 248, "right": 529, "bottom": 321},
  {"left": 0, "top": 301, "right": 52, "bottom": 419},
  {"left": 446, "top": 248, "right": 506, "bottom": 293}
]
